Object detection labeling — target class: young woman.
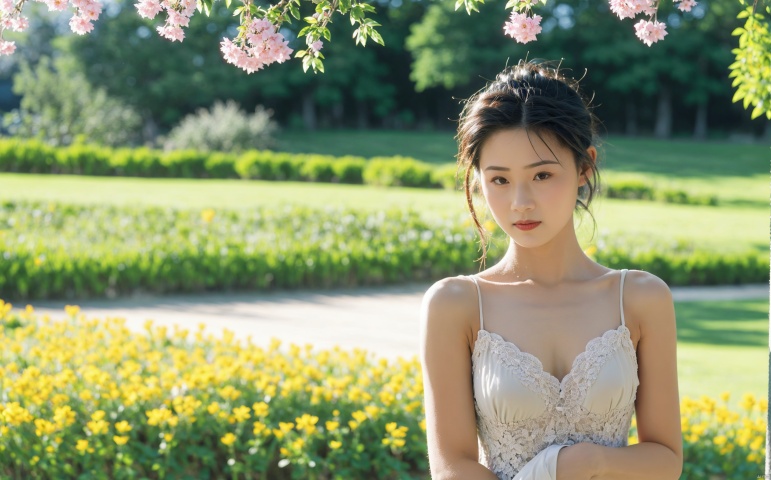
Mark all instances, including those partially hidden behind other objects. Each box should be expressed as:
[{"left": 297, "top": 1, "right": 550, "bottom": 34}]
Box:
[{"left": 419, "top": 60, "right": 683, "bottom": 479}]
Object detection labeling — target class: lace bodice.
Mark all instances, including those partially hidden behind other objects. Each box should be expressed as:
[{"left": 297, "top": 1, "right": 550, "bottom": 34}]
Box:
[{"left": 468, "top": 270, "right": 640, "bottom": 479}]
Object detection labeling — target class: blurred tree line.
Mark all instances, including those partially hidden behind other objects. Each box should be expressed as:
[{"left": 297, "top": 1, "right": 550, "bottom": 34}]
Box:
[{"left": 0, "top": 0, "right": 767, "bottom": 144}]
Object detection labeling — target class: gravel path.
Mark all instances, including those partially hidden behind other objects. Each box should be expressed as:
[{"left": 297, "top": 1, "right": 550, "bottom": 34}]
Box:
[{"left": 8, "top": 282, "right": 769, "bottom": 363}]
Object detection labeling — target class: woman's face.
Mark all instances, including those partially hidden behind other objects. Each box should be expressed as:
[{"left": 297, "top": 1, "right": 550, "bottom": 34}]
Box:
[{"left": 478, "top": 128, "right": 592, "bottom": 249}]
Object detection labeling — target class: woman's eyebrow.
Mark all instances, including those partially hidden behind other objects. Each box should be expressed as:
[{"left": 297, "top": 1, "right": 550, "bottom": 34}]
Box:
[{"left": 483, "top": 159, "right": 560, "bottom": 172}]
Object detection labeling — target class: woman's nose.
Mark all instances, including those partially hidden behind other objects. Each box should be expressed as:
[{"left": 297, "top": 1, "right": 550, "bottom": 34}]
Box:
[{"left": 510, "top": 183, "right": 535, "bottom": 212}]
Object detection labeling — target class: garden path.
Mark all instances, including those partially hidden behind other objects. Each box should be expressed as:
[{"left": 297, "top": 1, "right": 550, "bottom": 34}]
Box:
[{"left": 10, "top": 281, "right": 769, "bottom": 362}]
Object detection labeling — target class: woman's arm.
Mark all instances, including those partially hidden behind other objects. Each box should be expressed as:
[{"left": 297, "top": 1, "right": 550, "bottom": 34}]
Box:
[
  {"left": 420, "top": 277, "right": 500, "bottom": 480},
  {"left": 586, "top": 270, "right": 684, "bottom": 479}
]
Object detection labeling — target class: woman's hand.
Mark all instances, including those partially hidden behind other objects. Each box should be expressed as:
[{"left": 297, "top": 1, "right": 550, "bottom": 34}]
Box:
[{"left": 555, "top": 442, "right": 601, "bottom": 480}]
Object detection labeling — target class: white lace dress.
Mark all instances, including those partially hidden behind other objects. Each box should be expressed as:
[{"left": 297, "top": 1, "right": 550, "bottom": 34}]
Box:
[{"left": 468, "top": 269, "right": 639, "bottom": 479}]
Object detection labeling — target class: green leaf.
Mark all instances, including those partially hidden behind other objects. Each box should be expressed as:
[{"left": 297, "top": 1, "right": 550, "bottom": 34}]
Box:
[
  {"left": 732, "top": 88, "right": 745, "bottom": 102},
  {"left": 224, "top": 0, "right": 231, "bottom": 8},
  {"left": 370, "top": 29, "right": 384, "bottom": 46},
  {"left": 751, "top": 104, "right": 764, "bottom": 119},
  {"left": 505, "top": 0, "right": 518, "bottom": 8},
  {"left": 322, "top": 28, "right": 331, "bottom": 41},
  {"left": 732, "top": 27, "right": 746, "bottom": 36},
  {"left": 304, "top": 16, "right": 318, "bottom": 24},
  {"left": 289, "top": 3, "right": 300, "bottom": 19}
]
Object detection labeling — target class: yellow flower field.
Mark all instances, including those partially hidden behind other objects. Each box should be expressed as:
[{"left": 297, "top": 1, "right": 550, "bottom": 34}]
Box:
[{"left": 0, "top": 299, "right": 765, "bottom": 479}]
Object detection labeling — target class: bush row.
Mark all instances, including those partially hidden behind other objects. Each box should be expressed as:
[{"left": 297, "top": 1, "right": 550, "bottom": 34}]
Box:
[
  {"left": 0, "top": 200, "right": 766, "bottom": 301},
  {"left": 0, "top": 304, "right": 765, "bottom": 479},
  {"left": 0, "top": 138, "right": 714, "bottom": 204},
  {"left": 602, "top": 180, "right": 718, "bottom": 206}
]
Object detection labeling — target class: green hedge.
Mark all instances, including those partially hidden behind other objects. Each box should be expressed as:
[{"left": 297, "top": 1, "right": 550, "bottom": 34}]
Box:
[
  {"left": 0, "top": 138, "right": 718, "bottom": 203},
  {"left": 0, "top": 200, "right": 765, "bottom": 301},
  {"left": 602, "top": 180, "right": 718, "bottom": 206}
]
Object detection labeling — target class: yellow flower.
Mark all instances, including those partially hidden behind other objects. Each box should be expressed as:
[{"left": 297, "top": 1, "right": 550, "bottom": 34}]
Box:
[
  {"left": 740, "top": 393, "right": 757, "bottom": 411},
  {"left": 252, "top": 402, "right": 269, "bottom": 417},
  {"left": 719, "top": 391, "right": 730, "bottom": 403},
  {"left": 253, "top": 421, "right": 267, "bottom": 436},
  {"left": 584, "top": 245, "right": 597, "bottom": 257},
  {"left": 91, "top": 410, "right": 106, "bottom": 422},
  {"left": 115, "top": 421, "right": 132, "bottom": 434},
  {"left": 483, "top": 220, "right": 497, "bottom": 232},
  {"left": 231, "top": 406, "right": 251, "bottom": 423},
  {"left": 64, "top": 305, "right": 80, "bottom": 317},
  {"left": 76, "top": 439, "right": 90, "bottom": 453},
  {"left": 207, "top": 402, "right": 220, "bottom": 415},
  {"left": 712, "top": 435, "right": 727, "bottom": 446},
  {"left": 325, "top": 421, "right": 339, "bottom": 432},
  {"left": 201, "top": 208, "right": 216, "bottom": 223},
  {"left": 113, "top": 435, "right": 129, "bottom": 446},
  {"left": 86, "top": 419, "right": 109, "bottom": 435},
  {"left": 295, "top": 413, "right": 318, "bottom": 434},
  {"left": 351, "top": 410, "right": 367, "bottom": 423},
  {"left": 329, "top": 440, "right": 342, "bottom": 450},
  {"left": 221, "top": 433, "right": 237, "bottom": 446}
]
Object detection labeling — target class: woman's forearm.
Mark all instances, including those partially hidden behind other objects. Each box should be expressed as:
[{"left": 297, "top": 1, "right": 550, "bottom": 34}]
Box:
[
  {"left": 592, "top": 442, "right": 682, "bottom": 479},
  {"left": 433, "top": 459, "right": 501, "bottom": 480}
]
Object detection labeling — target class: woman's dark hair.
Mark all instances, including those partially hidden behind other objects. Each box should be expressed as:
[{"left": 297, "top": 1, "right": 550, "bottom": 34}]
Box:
[{"left": 454, "top": 59, "right": 602, "bottom": 269}]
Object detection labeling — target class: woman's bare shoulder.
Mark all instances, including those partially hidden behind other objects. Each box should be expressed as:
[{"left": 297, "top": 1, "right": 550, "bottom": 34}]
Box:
[
  {"left": 421, "top": 275, "right": 478, "bottom": 335},
  {"left": 623, "top": 269, "right": 675, "bottom": 333}
]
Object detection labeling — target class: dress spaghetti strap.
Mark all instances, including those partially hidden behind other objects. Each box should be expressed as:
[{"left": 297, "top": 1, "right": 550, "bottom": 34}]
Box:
[
  {"left": 619, "top": 269, "right": 628, "bottom": 328},
  {"left": 468, "top": 275, "right": 484, "bottom": 331}
]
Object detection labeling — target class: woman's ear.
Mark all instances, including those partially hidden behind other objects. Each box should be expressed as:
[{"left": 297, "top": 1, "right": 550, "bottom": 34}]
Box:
[{"left": 578, "top": 146, "right": 597, "bottom": 187}]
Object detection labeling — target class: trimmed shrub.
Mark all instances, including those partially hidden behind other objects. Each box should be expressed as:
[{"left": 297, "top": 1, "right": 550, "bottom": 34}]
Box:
[
  {"left": 163, "top": 100, "right": 279, "bottom": 153},
  {"left": 363, "top": 156, "right": 439, "bottom": 188}
]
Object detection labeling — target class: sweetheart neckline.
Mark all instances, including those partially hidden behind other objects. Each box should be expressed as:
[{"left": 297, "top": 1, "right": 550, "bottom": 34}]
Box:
[{"left": 473, "top": 324, "right": 635, "bottom": 391}]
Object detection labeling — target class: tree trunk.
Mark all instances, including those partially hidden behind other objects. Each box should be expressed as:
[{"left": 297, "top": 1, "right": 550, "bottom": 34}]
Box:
[
  {"left": 694, "top": 101, "right": 708, "bottom": 140},
  {"left": 356, "top": 100, "right": 369, "bottom": 129},
  {"left": 302, "top": 91, "right": 317, "bottom": 131},
  {"left": 332, "top": 101, "right": 344, "bottom": 128},
  {"left": 654, "top": 86, "right": 672, "bottom": 139},
  {"left": 625, "top": 101, "right": 638, "bottom": 136}
]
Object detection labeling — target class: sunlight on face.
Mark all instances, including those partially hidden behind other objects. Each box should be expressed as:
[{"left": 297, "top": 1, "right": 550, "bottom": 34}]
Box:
[{"left": 478, "top": 128, "right": 587, "bottom": 249}]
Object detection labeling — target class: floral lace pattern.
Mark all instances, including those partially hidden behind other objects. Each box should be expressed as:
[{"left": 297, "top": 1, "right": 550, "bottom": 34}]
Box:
[{"left": 472, "top": 325, "right": 639, "bottom": 479}]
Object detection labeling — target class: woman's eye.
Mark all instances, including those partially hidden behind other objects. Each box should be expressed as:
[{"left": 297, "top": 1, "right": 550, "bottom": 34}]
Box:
[
  {"left": 535, "top": 172, "right": 551, "bottom": 181},
  {"left": 492, "top": 177, "right": 508, "bottom": 185}
]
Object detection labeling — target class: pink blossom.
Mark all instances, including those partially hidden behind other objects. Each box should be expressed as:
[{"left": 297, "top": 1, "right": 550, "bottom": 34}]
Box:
[
  {"left": 10, "top": 16, "right": 28, "bottom": 32},
  {"left": 69, "top": 15, "right": 94, "bottom": 34},
  {"left": 609, "top": 0, "right": 655, "bottom": 19},
  {"left": 0, "top": 39, "right": 15, "bottom": 55},
  {"left": 309, "top": 40, "right": 323, "bottom": 53},
  {"left": 78, "top": 2, "right": 102, "bottom": 21},
  {"left": 634, "top": 19, "right": 667, "bottom": 46},
  {"left": 157, "top": 24, "right": 184, "bottom": 42},
  {"left": 676, "top": 0, "right": 696, "bottom": 12},
  {"left": 167, "top": 9, "right": 190, "bottom": 27},
  {"left": 0, "top": 0, "right": 13, "bottom": 12},
  {"left": 503, "top": 12, "right": 542, "bottom": 44},
  {"left": 44, "top": 0, "right": 69, "bottom": 12},
  {"left": 220, "top": 18, "right": 293, "bottom": 74},
  {"left": 135, "top": 0, "right": 162, "bottom": 19}
]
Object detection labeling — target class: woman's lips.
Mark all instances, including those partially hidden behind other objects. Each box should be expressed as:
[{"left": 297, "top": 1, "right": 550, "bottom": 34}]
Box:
[{"left": 514, "top": 221, "right": 541, "bottom": 231}]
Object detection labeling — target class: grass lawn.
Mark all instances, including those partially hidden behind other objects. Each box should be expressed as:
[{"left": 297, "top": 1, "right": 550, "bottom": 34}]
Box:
[
  {"left": 675, "top": 298, "right": 768, "bottom": 411},
  {"left": 1, "top": 173, "right": 766, "bottom": 253}
]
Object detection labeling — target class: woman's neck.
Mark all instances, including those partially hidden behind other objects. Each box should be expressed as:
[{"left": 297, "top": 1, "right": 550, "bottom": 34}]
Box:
[{"left": 491, "top": 221, "right": 601, "bottom": 286}]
